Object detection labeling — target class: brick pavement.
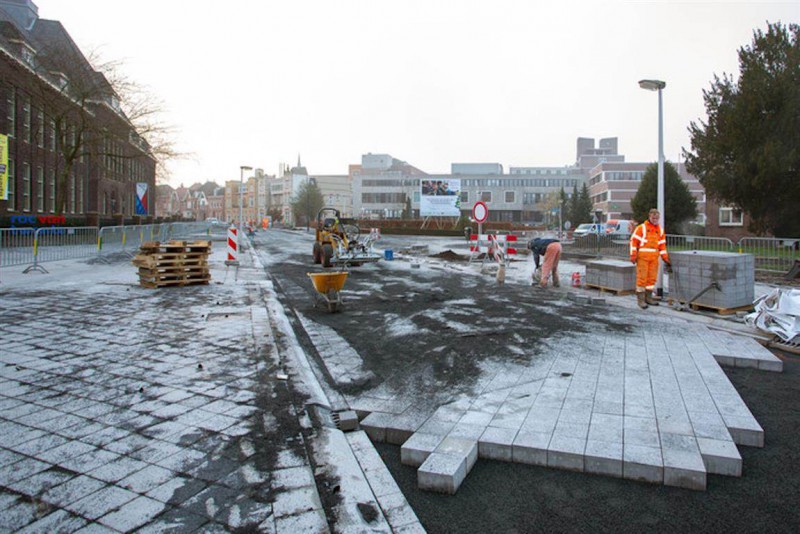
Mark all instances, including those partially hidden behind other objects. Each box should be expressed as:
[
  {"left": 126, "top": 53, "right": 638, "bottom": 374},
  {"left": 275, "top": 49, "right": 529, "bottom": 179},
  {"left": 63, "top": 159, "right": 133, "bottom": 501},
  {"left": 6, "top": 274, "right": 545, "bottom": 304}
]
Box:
[{"left": 0, "top": 242, "right": 419, "bottom": 532}]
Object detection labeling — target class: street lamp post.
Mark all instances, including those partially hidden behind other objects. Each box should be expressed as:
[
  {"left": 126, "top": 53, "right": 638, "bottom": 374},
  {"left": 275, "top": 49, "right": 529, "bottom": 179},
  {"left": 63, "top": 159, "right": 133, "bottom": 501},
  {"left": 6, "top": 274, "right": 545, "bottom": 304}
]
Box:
[
  {"left": 638, "top": 79, "right": 666, "bottom": 296},
  {"left": 239, "top": 165, "right": 252, "bottom": 232}
]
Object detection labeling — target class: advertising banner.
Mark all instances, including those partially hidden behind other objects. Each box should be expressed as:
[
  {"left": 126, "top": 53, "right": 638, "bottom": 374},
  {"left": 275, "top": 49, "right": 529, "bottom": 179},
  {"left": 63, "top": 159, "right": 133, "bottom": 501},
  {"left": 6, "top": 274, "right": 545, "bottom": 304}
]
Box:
[
  {"left": 0, "top": 134, "right": 8, "bottom": 201},
  {"left": 135, "top": 182, "right": 149, "bottom": 215},
  {"left": 420, "top": 178, "right": 461, "bottom": 217}
]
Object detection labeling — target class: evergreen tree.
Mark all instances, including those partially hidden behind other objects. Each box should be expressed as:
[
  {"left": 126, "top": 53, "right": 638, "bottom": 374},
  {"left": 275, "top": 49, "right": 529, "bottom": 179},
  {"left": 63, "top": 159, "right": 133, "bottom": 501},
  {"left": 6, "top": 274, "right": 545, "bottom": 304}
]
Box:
[
  {"left": 568, "top": 185, "right": 580, "bottom": 226},
  {"left": 630, "top": 162, "right": 698, "bottom": 233},
  {"left": 573, "top": 183, "right": 593, "bottom": 225},
  {"left": 684, "top": 22, "right": 800, "bottom": 236}
]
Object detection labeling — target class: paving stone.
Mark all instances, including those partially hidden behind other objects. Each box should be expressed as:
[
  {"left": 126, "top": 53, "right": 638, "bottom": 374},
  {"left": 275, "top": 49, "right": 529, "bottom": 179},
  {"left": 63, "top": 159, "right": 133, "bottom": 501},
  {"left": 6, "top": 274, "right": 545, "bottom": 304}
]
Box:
[
  {"left": 660, "top": 433, "right": 707, "bottom": 490},
  {"left": 435, "top": 436, "right": 478, "bottom": 471},
  {"left": 696, "top": 437, "right": 742, "bottom": 476},
  {"left": 584, "top": 440, "right": 623, "bottom": 478},
  {"left": 136, "top": 506, "right": 209, "bottom": 533},
  {"left": 623, "top": 443, "right": 663, "bottom": 484},
  {"left": 479, "top": 426, "right": 518, "bottom": 462},
  {"left": 273, "top": 508, "right": 328, "bottom": 533},
  {"left": 0, "top": 457, "right": 52, "bottom": 484},
  {"left": 88, "top": 456, "right": 150, "bottom": 483},
  {"left": 547, "top": 435, "right": 585, "bottom": 472},
  {"left": 16, "top": 509, "right": 87, "bottom": 534},
  {"left": 360, "top": 412, "right": 394, "bottom": 443},
  {"left": 97, "top": 495, "right": 167, "bottom": 531},
  {"left": 271, "top": 485, "right": 323, "bottom": 518},
  {"left": 512, "top": 430, "right": 551, "bottom": 466},
  {"left": 65, "top": 485, "right": 139, "bottom": 520},
  {"left": 417, "top": 452, "right": 467, "bottom": 495},
  {"left": 119, "top": 464, "right": 177, "bottom": 494},
  {"left": 146, "top": 476, "right": 207, "bottom": 505}
]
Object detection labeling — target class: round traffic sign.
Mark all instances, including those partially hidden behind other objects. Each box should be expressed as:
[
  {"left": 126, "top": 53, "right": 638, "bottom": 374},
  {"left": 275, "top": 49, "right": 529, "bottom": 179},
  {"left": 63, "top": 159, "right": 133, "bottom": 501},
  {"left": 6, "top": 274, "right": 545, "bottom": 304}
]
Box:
[{"left": 472, "top": 201, "right": 488, "bottom": 223}]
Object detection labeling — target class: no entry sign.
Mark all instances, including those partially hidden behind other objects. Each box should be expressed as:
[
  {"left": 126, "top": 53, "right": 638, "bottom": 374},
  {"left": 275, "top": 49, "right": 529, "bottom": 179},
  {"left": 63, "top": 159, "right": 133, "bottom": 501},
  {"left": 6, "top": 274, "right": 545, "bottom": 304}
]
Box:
[{"left": 472, "top": 201, "right": 488, "bottom": 223}]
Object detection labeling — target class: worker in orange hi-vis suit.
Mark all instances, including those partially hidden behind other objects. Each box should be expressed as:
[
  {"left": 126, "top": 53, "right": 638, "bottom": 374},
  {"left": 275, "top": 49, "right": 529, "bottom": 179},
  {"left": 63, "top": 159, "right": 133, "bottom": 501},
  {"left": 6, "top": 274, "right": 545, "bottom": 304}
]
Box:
[{"left": 629, "top": 209, "right": 671, "bottom": 309}]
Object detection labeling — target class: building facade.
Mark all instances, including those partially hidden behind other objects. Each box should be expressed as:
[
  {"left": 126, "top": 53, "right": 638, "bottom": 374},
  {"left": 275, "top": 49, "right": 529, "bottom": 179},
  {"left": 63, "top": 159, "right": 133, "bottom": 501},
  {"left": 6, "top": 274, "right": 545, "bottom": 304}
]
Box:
[{"left": 0, "top": 0, "right": 156, "bottom": 226}]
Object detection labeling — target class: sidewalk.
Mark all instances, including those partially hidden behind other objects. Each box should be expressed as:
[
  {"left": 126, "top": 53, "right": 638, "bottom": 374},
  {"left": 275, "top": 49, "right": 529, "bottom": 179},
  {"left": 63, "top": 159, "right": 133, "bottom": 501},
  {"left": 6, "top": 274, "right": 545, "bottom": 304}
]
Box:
[{"left": 0, "top": 240, "right": 420, "bottom": 532}]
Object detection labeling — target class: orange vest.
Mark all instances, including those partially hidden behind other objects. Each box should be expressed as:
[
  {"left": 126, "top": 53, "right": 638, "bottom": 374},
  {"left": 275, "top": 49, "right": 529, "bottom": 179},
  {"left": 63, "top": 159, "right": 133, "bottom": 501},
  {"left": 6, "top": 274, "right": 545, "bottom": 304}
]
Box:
[{"left": 630, "top": 221, "right": 669, "bottom": 263}]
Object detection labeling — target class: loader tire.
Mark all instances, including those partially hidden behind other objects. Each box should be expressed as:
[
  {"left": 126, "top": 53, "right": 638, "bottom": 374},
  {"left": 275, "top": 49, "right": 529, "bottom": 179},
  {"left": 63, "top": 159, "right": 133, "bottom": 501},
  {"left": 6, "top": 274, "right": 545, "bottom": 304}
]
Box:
[
  {"left": 312, "top": 242, "right": 322, "bottom": 264},
  {"left": 322, "top": 244, "right": 333, "bottom": 268}
]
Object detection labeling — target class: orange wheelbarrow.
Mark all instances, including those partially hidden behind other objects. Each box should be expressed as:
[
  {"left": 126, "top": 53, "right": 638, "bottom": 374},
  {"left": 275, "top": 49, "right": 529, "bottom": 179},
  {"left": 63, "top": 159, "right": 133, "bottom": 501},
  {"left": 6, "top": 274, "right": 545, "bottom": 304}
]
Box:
[{"left": 307, "top": 271, "right": 349, "bottom": 312}]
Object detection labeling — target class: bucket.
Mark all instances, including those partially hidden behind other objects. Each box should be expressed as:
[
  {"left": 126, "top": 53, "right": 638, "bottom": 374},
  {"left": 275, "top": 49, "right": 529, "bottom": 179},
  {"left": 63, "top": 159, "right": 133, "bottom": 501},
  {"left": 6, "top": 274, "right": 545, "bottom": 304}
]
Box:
[{"left": 384, "top": 249, "right": 394, "bottom": 261}]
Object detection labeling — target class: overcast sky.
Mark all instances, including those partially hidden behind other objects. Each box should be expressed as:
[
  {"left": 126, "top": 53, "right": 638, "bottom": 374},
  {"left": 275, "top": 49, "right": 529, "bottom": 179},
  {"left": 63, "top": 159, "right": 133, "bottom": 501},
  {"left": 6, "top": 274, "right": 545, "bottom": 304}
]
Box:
[{"left": 34, "top": 0, "right": 798, "bottom": 187}]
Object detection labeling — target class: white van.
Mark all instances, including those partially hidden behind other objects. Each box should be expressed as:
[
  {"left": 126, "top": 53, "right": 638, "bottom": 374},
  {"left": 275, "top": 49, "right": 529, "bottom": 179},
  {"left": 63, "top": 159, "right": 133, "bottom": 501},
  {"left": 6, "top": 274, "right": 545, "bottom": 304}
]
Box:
[
  {"left": 605, "top": 219, "right": 634, "bottom": 237},
  {"left": 572, "top": 223, "right": 604, "bottom": 238}
]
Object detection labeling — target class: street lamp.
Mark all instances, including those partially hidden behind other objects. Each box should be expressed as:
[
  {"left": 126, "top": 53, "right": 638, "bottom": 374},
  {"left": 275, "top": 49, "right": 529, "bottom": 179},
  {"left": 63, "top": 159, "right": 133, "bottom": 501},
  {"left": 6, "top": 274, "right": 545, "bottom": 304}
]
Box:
[
  {"left": 638, "top": 78, "right": 666, "bottom": 296},
  {"left": 239, "top": 165, "right": 252, "bottom": 231}
]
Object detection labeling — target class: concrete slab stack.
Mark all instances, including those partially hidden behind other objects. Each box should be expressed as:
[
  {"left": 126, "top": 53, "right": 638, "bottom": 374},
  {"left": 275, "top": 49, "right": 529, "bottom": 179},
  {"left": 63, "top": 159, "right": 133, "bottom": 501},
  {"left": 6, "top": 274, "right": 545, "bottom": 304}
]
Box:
[
  {"left": 585, "top": 260, "right": 637, "bottom": 292},
  {"left": 670, "top": 251, "right": 755, "bottom": 311}
]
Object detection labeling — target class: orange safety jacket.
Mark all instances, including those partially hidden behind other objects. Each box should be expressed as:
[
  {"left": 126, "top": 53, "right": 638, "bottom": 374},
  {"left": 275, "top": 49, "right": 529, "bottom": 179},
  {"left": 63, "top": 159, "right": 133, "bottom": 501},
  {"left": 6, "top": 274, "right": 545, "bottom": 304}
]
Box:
[{"left": 630, "top": 221, "right": 670, "bottom": 263}]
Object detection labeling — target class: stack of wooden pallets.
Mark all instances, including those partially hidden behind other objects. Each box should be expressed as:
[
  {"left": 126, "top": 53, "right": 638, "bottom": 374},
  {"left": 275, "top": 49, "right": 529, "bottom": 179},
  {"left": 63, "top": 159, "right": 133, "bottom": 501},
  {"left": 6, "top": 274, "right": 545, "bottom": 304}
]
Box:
[{"left": 132, "top": 240, "right": 211, "bottom": 288}]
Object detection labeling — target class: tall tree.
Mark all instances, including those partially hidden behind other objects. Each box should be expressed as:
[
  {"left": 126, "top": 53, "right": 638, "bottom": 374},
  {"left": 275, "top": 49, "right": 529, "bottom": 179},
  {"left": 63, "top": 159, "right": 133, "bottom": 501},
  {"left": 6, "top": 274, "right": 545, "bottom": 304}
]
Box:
[
  {"left": 630, "top": 162, "right": 698, "bottom": 233},
  {"left": 291, "top": 178, "right": 324, "bottom": 230},
  {"left": 567, "top": 185, "right": 580, "bottom": 226},
  {"left": 572, "top": 183, "right": 593, "bottom": 225},
  {"left": 684, "top": 22, "right": 800, "bottom": 236}
]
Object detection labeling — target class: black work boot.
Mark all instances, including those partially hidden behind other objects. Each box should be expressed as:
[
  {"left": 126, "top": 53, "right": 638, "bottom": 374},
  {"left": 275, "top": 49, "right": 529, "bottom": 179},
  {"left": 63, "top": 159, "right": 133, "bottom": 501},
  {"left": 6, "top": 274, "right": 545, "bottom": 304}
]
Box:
[{"left": 637, "top": 291, "right": 648, "bottom": 309}]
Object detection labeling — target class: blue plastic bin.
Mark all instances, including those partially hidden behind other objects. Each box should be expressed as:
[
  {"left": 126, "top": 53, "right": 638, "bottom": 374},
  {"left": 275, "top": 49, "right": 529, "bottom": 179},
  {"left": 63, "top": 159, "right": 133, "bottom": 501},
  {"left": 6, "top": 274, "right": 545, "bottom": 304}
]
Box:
[{"left": 384, "top": 249, "right": 394, "bottom": 261}]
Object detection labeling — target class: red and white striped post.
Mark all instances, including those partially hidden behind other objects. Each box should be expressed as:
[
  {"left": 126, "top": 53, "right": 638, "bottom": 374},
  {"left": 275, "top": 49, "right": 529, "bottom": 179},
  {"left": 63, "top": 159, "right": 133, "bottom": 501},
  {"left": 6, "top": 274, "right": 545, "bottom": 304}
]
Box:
[{"left": 225, "top": 225, "right": 239, "bottom": 266}]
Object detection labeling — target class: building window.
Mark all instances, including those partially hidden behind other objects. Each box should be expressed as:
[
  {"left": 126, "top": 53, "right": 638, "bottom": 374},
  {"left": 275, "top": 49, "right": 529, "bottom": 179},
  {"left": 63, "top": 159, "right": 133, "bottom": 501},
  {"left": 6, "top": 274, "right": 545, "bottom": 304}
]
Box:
[
  {"left": 22, "top": 162, "right": 31, "bottom": 211},
  {"left": 36, "top": 109, "right": 44, "bottom": 148},
  {"left": 70, "top": 172, "right": 75, "bottom": 214},
  {"left": 23, "top": 98, "right": 30, "bottom": 143},
  {"left": 504, "top": 191, "right": 515, "bottom": 203},
  {"left": 480, "top": 191, "right": 492, "bottom": 203},
  {"left": 6, "top": 87, "right": 15, "bottom": 137},
  {"left": 460, "top": 191, "right": 468, "bottom": 204},
  {"left": 48, "top": 168, "right": 55, "bottom": 212},
  {"left": 5, "top": 158, "right": 14, "bottom": 210},
  {"left": 49, "top": 118, "right": 56, "bottom": 151},
  {"left": 36, "top": 166, "right": 44, "bottom": 211},
  {"left": 719, "top": 206, "right": 743, "bottom": 226}
]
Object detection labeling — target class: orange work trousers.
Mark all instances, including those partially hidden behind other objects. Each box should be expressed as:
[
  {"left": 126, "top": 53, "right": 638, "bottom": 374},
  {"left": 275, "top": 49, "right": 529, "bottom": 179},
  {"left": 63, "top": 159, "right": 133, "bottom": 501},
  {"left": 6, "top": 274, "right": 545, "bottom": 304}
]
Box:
[
  {"left": 541, "top": 242, "right": 562, "bottom": 286},
  {"left": 636, "top": 254, "right": 659, "bottom": 290}
]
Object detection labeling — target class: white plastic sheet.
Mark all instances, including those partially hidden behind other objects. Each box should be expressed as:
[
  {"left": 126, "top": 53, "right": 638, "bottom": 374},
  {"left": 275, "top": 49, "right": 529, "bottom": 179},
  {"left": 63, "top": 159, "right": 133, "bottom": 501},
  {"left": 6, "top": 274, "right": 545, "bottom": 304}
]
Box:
[{"left": 745, "top": 288, "right": 800, "bottom": 342}]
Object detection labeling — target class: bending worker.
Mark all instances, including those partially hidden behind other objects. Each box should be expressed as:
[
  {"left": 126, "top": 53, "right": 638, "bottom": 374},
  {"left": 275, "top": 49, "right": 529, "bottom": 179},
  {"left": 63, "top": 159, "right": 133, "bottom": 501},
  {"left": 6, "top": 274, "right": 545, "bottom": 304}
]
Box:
[
  {"left": 630, "top": 208, "right": 671, "bottom": 309},
  {"left": 529, "top": 237, "right": 562, "bottom": 288}
]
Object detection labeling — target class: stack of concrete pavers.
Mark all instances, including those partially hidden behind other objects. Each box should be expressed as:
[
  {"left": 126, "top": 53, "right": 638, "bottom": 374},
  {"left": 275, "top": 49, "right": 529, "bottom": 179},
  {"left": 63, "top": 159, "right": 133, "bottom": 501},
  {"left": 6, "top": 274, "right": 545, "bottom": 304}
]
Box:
[
  {"left": 360, "top": 324, "right": 780, "bottom": 494},
  {"left": 585, "top": 259, "right": 636, "bottom": 292},
  {"left": 670, "top": 251, "right": 755, "bottom": 309}
]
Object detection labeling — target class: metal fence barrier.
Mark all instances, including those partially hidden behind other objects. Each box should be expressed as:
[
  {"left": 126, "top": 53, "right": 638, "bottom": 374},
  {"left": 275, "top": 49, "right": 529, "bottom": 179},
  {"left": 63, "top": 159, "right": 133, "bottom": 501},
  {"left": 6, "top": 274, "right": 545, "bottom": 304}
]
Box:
[
  {"left": 738, "top": 237, "right": 799, "bottom": 274},
  {"left": 1, "top": 222, "right": 214, "bottom": 273},
  {"left": 562, "top": 233, "right": 798, "bottom": 274}
]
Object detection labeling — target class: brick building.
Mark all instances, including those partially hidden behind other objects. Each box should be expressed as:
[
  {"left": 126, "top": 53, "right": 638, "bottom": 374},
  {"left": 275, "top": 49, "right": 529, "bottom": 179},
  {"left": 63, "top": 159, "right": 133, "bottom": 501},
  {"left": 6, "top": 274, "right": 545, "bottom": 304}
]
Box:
[{"left": 0, "top": 0, "right": 156, "bottom": 226}]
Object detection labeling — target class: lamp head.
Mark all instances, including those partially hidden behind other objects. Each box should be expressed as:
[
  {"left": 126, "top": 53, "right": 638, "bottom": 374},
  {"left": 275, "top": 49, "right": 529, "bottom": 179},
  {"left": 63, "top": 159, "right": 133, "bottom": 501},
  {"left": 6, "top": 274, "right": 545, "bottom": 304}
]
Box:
[
  {"left": 638, "top": 79, "right": 666, "bottom": 91},
  {"left": 240, "top": 165, "right": 253, "bottom": 171}
]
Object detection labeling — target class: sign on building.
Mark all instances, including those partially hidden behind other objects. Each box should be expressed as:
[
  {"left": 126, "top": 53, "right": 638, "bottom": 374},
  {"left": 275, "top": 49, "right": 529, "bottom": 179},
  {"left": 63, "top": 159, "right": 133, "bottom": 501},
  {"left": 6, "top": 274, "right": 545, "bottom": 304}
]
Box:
[
  {"left": 135, "top": 182, "right": 149, "bottom": 215},
  {"left": 0, "top": 134, "right": 8, "bottom": 201},
  {"left": 420, "top": 178, "right": 461, "bottom": 217}
]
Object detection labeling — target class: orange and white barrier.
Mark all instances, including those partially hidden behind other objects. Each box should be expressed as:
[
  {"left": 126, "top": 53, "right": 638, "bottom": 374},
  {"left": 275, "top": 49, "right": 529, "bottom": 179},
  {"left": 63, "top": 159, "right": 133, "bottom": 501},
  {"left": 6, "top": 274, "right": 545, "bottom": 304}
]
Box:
[
  {"left": 469, "top": 234, "right": 518, "bottom": 255},
  {"left": 226, "top": 226, "right": 239, "bottom": 265}
]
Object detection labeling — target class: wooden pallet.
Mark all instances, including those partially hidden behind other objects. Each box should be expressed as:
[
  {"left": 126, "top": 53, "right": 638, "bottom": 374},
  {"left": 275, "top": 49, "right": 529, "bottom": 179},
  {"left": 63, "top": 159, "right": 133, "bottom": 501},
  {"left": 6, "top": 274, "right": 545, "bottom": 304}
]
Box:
[
  {"left": 139, "top": 277, "right": 211, "bottom": 288},
  {"left": 767, "top": 336, "right": 800, "bottom": 355},
  {"left": 584, "top": 283, "right": 635, "bottom": 296},
  {"left": 134, "top": 240, "right": 211, "bottom": 288},
  {"left": 680, "top": 301, "right": 754, "bottom": 315}
]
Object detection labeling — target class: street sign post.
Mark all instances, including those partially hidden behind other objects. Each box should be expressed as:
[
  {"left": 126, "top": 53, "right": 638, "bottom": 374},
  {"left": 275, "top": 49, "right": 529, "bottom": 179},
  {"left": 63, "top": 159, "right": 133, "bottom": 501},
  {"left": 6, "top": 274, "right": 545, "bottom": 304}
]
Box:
[{"left": 472, "top": 201, "right": 488, "bottom": 236}]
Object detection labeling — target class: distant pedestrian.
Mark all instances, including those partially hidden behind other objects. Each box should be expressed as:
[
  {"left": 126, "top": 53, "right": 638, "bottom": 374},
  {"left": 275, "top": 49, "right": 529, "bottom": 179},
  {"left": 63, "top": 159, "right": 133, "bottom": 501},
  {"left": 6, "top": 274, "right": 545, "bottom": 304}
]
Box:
[
  {"left": 529, "top": 237, "right": 561, "bottom": 288},
  {"left": 630, "top": 208, "right": 671, "bottom": 309}
]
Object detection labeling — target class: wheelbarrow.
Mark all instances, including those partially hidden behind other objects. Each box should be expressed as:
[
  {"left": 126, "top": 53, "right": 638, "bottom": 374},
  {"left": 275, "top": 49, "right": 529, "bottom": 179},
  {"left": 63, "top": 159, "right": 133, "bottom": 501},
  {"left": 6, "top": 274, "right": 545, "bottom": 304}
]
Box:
[{"left": 307, "top": 271, "right": 349, "bottom": 312}]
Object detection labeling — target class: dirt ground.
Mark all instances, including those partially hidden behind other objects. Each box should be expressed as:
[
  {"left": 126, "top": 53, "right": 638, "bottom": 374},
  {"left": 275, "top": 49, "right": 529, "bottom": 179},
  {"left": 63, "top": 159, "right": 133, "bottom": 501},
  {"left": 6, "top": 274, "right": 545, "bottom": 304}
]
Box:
[{"left": 257, "top": 231, "right": 800, "bottom": 532}]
